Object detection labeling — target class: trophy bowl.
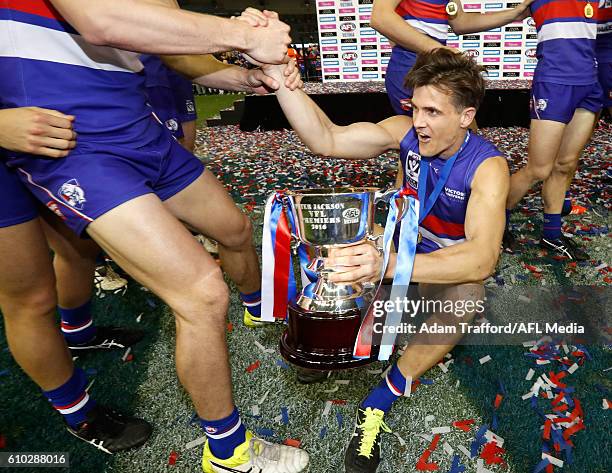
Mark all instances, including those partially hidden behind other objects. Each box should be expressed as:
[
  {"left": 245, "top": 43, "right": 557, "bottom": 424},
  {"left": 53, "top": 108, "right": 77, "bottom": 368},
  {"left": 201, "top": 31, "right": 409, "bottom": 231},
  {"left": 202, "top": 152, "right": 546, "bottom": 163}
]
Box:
[{"left": 278, "top": 187, "right": 388, "bottom": 370}]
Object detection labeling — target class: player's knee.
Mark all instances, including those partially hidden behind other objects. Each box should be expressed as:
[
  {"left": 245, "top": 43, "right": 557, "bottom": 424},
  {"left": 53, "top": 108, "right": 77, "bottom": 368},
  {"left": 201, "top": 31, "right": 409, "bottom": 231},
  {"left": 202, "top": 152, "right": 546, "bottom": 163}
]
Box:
[
  {"left": 0, "top": 283, "right": 57, "bottom": 321},
  {"left": 528, "top": 163, "right": 554, "bottom": 182},
  {"left": 219, "top": 213, "right": 253, "bottom": 249},
  {"left": 553, "top": 157, "right": 578, "bottom": 176},
  {"left": 173, "top": 267, "right": 229, "bottom": 326}
]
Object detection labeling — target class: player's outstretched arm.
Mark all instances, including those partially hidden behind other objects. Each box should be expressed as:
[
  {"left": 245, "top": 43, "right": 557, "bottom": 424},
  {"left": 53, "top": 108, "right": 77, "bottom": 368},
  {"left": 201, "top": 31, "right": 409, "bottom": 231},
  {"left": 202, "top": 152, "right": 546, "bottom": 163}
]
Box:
[
  {"left": 0, "top": 108, "right": 76, "bottom": 158},
  {"left": 263, "top": 64, "right": 411, "bottom": 159},
  {"left": 325, "top": 157, "right": 509, "bottom": 285},
  {"left": 49, "top": 0, "right": 290, "bottom": 64},
  {"left": 371, "top": 0, "right": 445, "bottom": 53},
  {"left": 449, "top": 0, "right": 533, "bottom": 35}
]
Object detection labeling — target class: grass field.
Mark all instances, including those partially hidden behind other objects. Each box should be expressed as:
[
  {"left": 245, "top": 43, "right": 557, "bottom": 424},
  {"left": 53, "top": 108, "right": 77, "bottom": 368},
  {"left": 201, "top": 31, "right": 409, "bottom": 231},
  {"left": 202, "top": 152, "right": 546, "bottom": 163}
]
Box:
[{"left": 0, "top": 121, "right": 610, "bottom": 473}]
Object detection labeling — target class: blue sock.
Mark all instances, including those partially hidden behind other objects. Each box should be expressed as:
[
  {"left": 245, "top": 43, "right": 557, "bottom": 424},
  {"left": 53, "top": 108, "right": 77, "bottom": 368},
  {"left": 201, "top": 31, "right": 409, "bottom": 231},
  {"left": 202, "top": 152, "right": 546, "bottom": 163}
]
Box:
[
  {"left": 361, "top": 364, "right": 408, "bottom": 413},
  {"left": 543, "top": 213, "right": 562, "bottom": 240},
  {"left": 43, "top": 367, "right": 96, "bottom": 428},
  {"left": 562, "top": 192, "right": 572, "bottom": 215},
  {"left": 59, "top": 299, "right": 97, "bottom": 345},
  {"left": 240, "top": 290, "right": 261, "bottom": 317},
  {"left": 200, "top": 407, "right": 247, "bottom": 460},
  {"left": 505, "top": 209, "right": 512, "bottom": 230}
]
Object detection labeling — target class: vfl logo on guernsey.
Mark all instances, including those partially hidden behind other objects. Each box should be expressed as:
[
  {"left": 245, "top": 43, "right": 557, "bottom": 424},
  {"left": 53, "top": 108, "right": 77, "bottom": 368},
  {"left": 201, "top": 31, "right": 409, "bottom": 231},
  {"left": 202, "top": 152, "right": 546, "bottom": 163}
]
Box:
[
  {"left": 405, "top": 150, "right": 421, "bottom": 190},
  {"left": 58, "top": 179, "right": 86, "bottom": 210},
  {"left": 186, "top": 100, "right": 195, "bottom": 113},
  {"left": 165, "top": 119, "right": 179, "bottom": 132}
]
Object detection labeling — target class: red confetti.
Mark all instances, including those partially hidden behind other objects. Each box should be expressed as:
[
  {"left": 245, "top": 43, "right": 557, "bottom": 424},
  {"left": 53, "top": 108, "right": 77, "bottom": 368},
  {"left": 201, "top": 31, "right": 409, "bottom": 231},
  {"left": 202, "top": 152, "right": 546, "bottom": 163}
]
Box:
[
  {"left": 494, "top": 394, "right": 504, "bottom": 409},
  {"left": 126, "top": 354, "right": 134, "bottom": 362},
  {"left": 452, "top": 419, "right": 475, "bottom": 432},
  {"left": 168, "top": 450, "right": 178, "bottom": 466},
  {"left": 246, "top": 360, "right": 261, "bottom": 373},
  {"left": 480, "top": 441, "right": 506, "bottom": 465},
  {"left": 227, "top": 322, "right": 234, "bottom": 333},
  {"left": 543, "top": 420, "right": 552, "bottom": 440},
  {"left": 330, "top": 399, "right": 347, "bottom": 405},
  {"left": 284, "top": 439, "right": 302, "bottom": 448},
  {"left": 416, "top": 434, "right": 441, "bottom": 471}
]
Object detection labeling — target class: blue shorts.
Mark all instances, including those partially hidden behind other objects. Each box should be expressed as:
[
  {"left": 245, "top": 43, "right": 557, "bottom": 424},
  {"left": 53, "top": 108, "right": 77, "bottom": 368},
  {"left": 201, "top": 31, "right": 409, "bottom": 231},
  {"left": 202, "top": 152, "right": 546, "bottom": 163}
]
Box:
[
  {"left": 145, "top": 86, "right": 184, "bottom": 139},
  {"left": 385, "top": 47, "right": 418, "bottom": 116},
  {"left": 0, "top": 161, "right": 38, "bottom": 228},
  {"left": 530, "top": 81, "right": 603, "bottom": 123},
  {"left": 598, "top": 62, "right": 612, "bottom": 109},
  {"left": 167, "top": 70, "right": 197, "bottom": 123},
  {"left": 12, "top": 128, "right": 205, "bottom": 236}
]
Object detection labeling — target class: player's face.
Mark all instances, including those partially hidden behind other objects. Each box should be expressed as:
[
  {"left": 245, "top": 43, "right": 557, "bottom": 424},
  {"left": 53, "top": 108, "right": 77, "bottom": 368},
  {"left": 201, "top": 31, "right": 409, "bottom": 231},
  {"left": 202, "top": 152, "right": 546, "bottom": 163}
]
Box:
[{"left": 411, "top": 85, "right": 470, "bottom": 158}]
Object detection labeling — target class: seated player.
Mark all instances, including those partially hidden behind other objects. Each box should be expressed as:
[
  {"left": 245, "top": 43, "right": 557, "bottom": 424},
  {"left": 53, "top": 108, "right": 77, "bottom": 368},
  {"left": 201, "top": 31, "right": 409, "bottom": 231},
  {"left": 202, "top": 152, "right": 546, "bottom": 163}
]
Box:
[
  {"left": 0, "top": 106, "right": 152, "bottom": 452},
  {"left": 264, "top": 48, "right": 509, "bottom": 473},
  {"left": 1, "top": 1, "right": 308, "bottom": 471},
  {"left": 503, "top": 0, "right": 603, "bottom": 260}
]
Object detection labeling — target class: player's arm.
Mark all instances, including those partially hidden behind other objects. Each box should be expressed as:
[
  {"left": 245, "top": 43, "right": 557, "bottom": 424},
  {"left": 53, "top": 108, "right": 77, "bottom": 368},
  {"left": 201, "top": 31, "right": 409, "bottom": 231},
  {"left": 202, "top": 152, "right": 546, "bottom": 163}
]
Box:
[
  {"left": 263, "top": 65, "right": 411, "bottom": 158},
  {"left": 326, "top": 156, "right": 509, "bottom": 284},
  {"left": 161, "top": 55, "right": 302, "bottom": 95},
  {"left": 448, "top": 0, "right": 533, "bottom": 35},
  {"left": 371, "top": 0, "right": 445, "bottom": 53},
  {"left": 48, "top": 0, "right": 290, "bottom": 64},
  {"left": 0, "top": 108, "right": 76, "bottom": 158}
]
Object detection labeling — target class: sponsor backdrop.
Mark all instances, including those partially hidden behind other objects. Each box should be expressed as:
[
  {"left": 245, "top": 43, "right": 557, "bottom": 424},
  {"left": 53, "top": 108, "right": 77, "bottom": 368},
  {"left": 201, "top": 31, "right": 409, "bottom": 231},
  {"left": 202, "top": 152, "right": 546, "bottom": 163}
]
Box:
[{"left": 316, "top": 0, "right": 537, "bottom": 82}]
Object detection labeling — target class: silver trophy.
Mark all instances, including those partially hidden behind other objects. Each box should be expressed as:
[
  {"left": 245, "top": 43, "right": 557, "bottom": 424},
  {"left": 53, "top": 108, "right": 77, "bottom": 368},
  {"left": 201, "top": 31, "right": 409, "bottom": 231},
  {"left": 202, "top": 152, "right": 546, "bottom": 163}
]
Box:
[{"left": 280, "top": 187, "right": 394, "bottom": 370}]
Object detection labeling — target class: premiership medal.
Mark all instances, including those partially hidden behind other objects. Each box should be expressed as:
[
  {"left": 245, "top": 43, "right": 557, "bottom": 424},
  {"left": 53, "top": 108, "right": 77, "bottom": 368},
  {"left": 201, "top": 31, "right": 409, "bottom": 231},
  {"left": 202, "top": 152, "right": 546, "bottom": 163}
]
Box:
[
  {"left": 417, "top": 232, "right": 422, "bottom": 244},
  {"left": 446, "top": 1, "right": 458, "bottom": 16},
  {"left": 584, "top": 2, "right": 593, "bottom": 18}
]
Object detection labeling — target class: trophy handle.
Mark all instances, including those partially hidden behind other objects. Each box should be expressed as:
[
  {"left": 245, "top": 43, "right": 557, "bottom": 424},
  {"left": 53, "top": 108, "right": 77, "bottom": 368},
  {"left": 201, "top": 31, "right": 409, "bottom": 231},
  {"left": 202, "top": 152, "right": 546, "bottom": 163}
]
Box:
[{"left": 373, "top": 188, "right": 396, "bottom": 205}]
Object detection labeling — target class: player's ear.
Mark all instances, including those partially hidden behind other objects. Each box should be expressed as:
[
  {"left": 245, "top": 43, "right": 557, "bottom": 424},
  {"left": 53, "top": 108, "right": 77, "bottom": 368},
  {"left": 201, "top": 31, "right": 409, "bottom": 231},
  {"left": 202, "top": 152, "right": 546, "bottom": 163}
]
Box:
[{"left": 460, "top": 107, "right": 476, "bottom": 128}]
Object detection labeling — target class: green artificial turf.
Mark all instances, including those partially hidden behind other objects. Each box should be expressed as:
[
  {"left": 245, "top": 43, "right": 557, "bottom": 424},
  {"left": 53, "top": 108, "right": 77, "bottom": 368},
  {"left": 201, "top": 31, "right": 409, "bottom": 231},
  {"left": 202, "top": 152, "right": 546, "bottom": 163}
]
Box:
[{"left": 195, "top": 93, "right": 245, "bottom": 126}]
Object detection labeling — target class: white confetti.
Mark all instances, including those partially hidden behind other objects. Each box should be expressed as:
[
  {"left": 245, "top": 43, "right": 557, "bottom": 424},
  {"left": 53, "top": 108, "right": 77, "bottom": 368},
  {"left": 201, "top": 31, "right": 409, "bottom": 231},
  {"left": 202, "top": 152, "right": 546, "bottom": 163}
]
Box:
[
  {"left": 367, "top": 368, "right": 383, "bottom": 375},
  {"left": 603, "top": 399, "right": 609, "bottom": 410},
  {"left": 542, "top": 453, "right": 564, "bottom": 468},
  {"left": 455, "top": 380, "right": 460, "bottom": 388},
  {"left": 443, "top": 441, "right": 454, "bottom": 456},
  {"left": 136, "top": 312, "right": 143, "bottom": 323},
  {"left": 595, "top": 263, "right": 608, "bottom": 271},
  {"left": 393, "top": 432, "right": 406, "bottom": 447},
  {"left": 484, "top": 430, "right": 504, "bottom": 448},
  {"left": 536, "top": 359, "right": 551, "bottom": 365},
  {"left": 121, "top": 347, "right": 132, "bottom": 362},
  {"left": 322, "top": 401, "right": 332, "bottom": 418},
  {"left": 185, "top": 435, "right": 207, "bottom": 450},
  {"left": 522, "top": 391, "right": 536, "bottom": 400},
  {"left": 518, "top": 295, "right": 531, "bottom": 303},
  {"left": 258, "top": 389, "right": 271, "bottom": 405},
  {"left": 438, "top": 362, "right": 449, "bottom": 373},
  {"left": 522, "top": 340, "right": 536, "bottom": 347},
  {"left": 431, "top": 426, "right": 451, "bottom": 434},
  {"left": 479, "top": 355, "right": 492, "bottom": 365},
  {"left": 567, "top": 363, "right": 579, "bottom": 374},
  {"left": 526, "top": 368, "right": 535, "bottom": 381},
  {"left": 458, "top": 445, "right": 472, "bottom": 459},
  {"left": 335, "top": 380, "right": 350, "bottom": 385},
  {"left": 323, "top": 385, "right": 339, "bottom": 394},
  {"left": 251, "top": 405, "right": 260, "bottom": 416}
]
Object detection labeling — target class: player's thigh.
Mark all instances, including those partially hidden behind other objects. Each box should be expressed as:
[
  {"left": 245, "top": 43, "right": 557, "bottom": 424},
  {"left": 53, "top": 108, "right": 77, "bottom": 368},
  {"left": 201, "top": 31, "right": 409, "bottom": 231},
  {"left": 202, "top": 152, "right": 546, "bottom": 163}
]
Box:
[
  {"left": 163, "top": 168, "right": 250, "bottom": 245},
  {"left": 86, "top": 193, "right": 225, "bottom": 310},
  {"left": 0, "top": 218, "right": 56, "bottom": 304},
  {"left": 555, "top": 108, "right": 597, "bottom": 168},
  {"left": 526, "top": 119, "right": 566, "bottom": 172},
  {"left": 40, "top": 209, "right": 101, "bottom": 260}
]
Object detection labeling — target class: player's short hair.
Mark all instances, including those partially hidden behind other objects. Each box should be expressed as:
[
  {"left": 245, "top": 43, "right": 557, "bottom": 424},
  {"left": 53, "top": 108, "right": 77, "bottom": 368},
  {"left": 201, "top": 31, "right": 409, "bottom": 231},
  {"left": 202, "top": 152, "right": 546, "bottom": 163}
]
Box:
[{"left": 404, "top": 48, "right": 486, "bottom": 111}]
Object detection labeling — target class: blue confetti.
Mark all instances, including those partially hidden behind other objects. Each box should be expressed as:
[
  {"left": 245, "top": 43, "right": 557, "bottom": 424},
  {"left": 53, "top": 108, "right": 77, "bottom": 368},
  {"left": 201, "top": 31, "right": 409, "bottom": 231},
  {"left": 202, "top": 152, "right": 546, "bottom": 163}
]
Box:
[
  {"left": 281, "top": 407, "right": 289, "bottom": 425},
  {"left": 336, "top": 411, "right": 344, "bottom": 429},
  {"left": 319, "top": 426, "right": 327, "bottom": 439},
  {"left": 418, "top": 378, "right": 434, "bottom": 385},
  {"left": 146, "top": 298, "right": 157, "bottom": 308},
  {"left": 276, "top": 359, "right": 289, "bottom": 369},
  {"left": 533, "top": 458, "right": 550, "bottom": 473},
  {"left": 188, "top": 412, "right": 199, "bottom": 425},
  {"left": 0, "top": 369, "right": 9, "bottom": 377},
  {"left": 448, "top": 454, "right": 466, "bottom": 473},
  {"left": 256, "top": 428, "right": 275, "bottom": 438},
  {"left": 85, "top": 368, "right": 97, "bottom": 377}
]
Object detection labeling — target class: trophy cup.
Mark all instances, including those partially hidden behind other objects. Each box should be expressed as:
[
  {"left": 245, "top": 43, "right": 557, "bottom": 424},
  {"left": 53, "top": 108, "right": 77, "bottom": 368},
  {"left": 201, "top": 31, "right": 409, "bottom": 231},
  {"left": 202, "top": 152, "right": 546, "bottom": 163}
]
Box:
[{"left": 278, "top": 187, "right": 393, "bottom": 371}]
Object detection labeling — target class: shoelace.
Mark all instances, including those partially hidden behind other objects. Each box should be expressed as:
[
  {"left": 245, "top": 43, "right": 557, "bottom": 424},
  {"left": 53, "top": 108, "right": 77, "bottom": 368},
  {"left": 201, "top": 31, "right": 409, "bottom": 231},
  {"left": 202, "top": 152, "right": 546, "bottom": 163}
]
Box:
[
  {"left": 356, "top": 409, "right": 391, "bottom": 459},
  {"left": 248, "top": 437, "right": 281, "bottom": 467}
]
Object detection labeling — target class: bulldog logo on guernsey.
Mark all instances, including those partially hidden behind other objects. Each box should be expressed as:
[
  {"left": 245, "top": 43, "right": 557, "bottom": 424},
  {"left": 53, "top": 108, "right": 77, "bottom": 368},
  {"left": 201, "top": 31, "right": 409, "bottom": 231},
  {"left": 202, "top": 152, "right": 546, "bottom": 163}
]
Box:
[{"left": 58, "top": 179, "right": 87, "bottom": 210}]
